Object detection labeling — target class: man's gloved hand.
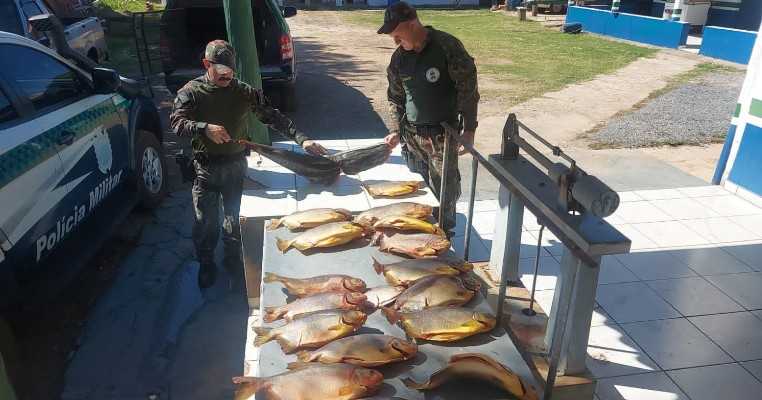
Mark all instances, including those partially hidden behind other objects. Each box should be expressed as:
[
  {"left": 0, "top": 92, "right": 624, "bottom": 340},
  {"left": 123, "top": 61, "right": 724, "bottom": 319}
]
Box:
[
  {"left": 302, "top": 140, "right": 327, "bottom": 155},
  {"left": 205, "top": 124, "right": 231, "bottom": 144}
]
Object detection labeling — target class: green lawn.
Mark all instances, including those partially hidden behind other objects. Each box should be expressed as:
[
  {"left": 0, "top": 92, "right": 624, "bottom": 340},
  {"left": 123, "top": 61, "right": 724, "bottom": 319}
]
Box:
[
  {"left": 341, "top": 10, "right": 658, "bottom": 106},
  {"left": 97, "top": 0, "right": 164, "bottom": 15},
  {"left": 101, "top": 35, "right": 141, "bottom": 77}
]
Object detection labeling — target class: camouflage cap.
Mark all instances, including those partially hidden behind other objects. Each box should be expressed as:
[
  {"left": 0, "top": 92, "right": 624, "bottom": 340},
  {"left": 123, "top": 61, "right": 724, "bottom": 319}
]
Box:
[
  {"left": 377, "top": 1, "right": 417, "bottom": 34},
  {"left": 204, "top": 40, "right": 236, "bottom": 74}
]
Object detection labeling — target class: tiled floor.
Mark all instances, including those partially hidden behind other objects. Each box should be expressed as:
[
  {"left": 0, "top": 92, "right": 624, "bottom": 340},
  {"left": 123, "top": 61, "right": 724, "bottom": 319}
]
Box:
[{"left": 450, "top": 185, "right": 762, "bottom": 400}]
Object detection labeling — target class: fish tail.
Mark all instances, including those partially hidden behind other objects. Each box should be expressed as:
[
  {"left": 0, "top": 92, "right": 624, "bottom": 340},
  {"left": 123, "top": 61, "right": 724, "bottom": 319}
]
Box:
[
  {"left": 383, "top": 306, "right": 399, "bottom": 324},
  {"left": 276, "top": 237, "right": 292, "bottom": 253},
  {"left": 372, "top": 257, "right": 384, "bottom": 275},
  {"left": 275, "top": 336, "right": 298, "bottom": 354},
  {"left": 286, "top": 361, "right": 309, "bottom": 370},
  {"left": 294, "top": 350, "right": 312, "bottom": 362},
  {"left": 401, "top": 376, "right": 427, "bottom": 390},
  {"left": 252, "top": 326, "right": 273, "bottom": 346},
  {"left": 262, "top": 272, "right": 280, "bottom": 284},
  {"left": 232, "top": 376, "right": 266, "bottom": 400},
  {"left": 262, "top": 306, "right": 283, "bottom": 323},
  {"left": 433, "top": 225, "right": 446, "bottom": 236},
  {"left": 266, "top": 218, "right": 282, "bottom": 231}
]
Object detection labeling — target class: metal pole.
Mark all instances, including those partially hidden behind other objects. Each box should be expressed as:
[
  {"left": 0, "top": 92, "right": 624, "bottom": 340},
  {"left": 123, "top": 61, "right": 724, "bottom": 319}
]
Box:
[
  {"left": 543, "top": 249, "right": 580, "bottom": 400},
  {"left": 438, "top": 134, "right": 451, "bottom": 229},
  {"left": 495, "top": 191, "right": 512, "bottom": 323},
  {"left": 496, "top": 193, "right": 523, "bottom": 325},
  {"left": 522, "top": 225, "right": 545, "bottom": 317},
  {"left": 462, "top": 157, "right": 478, "bottom": 260}
]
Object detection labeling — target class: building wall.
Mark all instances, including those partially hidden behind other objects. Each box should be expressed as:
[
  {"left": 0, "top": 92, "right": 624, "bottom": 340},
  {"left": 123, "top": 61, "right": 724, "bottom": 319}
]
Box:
[
  {"left": 715, "top": 21, "right": 762, "bottom": 205},
  {"left": 707, "top": 0, "right": 762, "bottom": 31}
]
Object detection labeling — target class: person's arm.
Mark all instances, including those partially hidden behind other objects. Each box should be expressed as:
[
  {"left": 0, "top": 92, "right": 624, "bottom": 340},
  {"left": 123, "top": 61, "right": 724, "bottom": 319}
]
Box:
[
  {"left": 385, "top": 51, "right": 406, "bottom": 149},
  {"left": 171, "top": 86, "right": 230, "bottom": 144},
  {"left": 242, "top": 83, "right": 325, "bottom": 154},
  {"left": 445, "top": 36, "right": 479, "bottom": 154}
]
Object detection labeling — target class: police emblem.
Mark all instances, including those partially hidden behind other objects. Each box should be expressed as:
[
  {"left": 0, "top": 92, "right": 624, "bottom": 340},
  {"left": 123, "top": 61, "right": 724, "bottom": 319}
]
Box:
[{"left": 426, "top": 67, "right": 440, "bottom": 83}]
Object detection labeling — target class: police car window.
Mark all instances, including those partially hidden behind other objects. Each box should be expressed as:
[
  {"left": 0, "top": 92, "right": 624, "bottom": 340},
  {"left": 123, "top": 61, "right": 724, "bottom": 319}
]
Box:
[
  {"left": 0, "top": 44, "right": 87, "bottom": 112},
  {"left": 0, "top": 88, "right": 19, "bottom": 125},
  {"left": 0, "top": 0, "right": 25, "bottom": 36}
]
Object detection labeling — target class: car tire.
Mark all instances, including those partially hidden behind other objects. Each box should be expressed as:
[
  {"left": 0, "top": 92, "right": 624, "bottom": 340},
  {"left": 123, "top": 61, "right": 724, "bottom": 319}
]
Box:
[
  {"left": 550, "top": 4, "right": 565, "bottom": 13},
  {"left": 135, "top": 130, "right": 168, "bottom": 209},
  {"left": 279, "top": 84, "right": 297, "bottom": 112},
  {"left": 0, "top": 317, "right": 18, "bottom": 396}
]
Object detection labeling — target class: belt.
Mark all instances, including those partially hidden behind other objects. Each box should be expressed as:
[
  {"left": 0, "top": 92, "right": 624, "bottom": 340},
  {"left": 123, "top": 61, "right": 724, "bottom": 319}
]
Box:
[{"left": 194, "top": 151, "right": 245, "bottom": 165}]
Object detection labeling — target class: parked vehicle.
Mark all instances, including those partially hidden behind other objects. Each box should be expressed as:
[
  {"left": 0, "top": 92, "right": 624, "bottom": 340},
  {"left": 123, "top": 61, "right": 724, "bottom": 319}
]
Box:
[
  {"left": 0, "top": 15, "right": 167, "bottom": 388},
  {"left": 0, "top": 0, "right": 109, "bottom": 64},
  {"left": 154, "top": 0, "right": 299, "bottom": 110}
]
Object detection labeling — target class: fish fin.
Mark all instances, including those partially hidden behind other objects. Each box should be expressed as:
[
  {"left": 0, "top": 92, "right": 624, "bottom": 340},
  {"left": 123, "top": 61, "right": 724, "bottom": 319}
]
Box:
[
  {"left": 262, "top": 307, "right": 283, "bottom": 323},
  {"left": 433, "top": 225, "right": 446, "bottom": 236},
  {"left": 383, "top": 307, "right": 399, "bottom": 324},
  {"left": 276, "top": 237, "right": 292, "bottom": 253},
  {"left": 338, "top": 384, "right": 365, "bottom": 397},
  {"left": 369, "top": 231, "right": 383, "bottom": 246},
  {"left": 401, "top": 377, "right": 428, "bottom": 390},
  {"left": 372, "top": 258, "right": 384, "bottom": 275},
  {"left": 275, "top": 335, "right": 298, "bottom": 354},
  {"left": 286, "top": 361, "right": 309, "bottom": 370},
  {"left": 262, "top": 272, "right": 280, "bottom": 284},
  {"left": 232, "top": 376, "right": 266, "bottom": 400},
  {"left": 266, "top": 218, "right": 281, "bottom": 231},
  {"left": 294, "top": 350, "right": 312, "bottom": 362},
  {"left": 252, "top": 327, "right": 273, "bottom": 346}
]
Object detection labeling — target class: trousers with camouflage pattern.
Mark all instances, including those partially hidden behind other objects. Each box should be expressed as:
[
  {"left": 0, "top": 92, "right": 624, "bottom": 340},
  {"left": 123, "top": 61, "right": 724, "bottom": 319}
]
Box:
[
  {"left": 401, "top": 123, "right": 461, "bottom": 236},
  {"left": 191, "top": 152, "right": 247, "bottom": 266}
]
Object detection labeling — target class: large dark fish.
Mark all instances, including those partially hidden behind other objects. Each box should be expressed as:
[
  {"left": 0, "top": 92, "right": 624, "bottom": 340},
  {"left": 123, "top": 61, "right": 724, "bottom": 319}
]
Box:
[
  {"left": 326, "top": 142, "right": 389, "bottom": 175},
  {"left": 239, "top": 140, "right": 340, "bottom": 183}
]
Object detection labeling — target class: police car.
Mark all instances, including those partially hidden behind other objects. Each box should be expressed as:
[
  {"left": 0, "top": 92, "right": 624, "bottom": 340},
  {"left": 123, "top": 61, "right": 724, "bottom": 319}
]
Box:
[{"left": 0, "top": 28, "right": 167, "bottom": 360}]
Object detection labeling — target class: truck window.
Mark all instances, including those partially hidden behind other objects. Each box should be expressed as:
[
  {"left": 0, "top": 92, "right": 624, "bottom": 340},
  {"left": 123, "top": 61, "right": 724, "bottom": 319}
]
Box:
[
  {"left": 21, "top": 1, "right": 43, "bottom": 18},
  {"left": 0, "top": 88, "right": 19, "bottom": 125},
  {"left": 0, "top": 44, "right": 88, "bottom": 113},
  {"left": 0, "top": 0, "right": 25, "bottom": 36}
]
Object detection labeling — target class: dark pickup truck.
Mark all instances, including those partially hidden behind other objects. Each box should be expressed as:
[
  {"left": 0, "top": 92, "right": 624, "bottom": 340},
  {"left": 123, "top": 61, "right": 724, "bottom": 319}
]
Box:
[{"left": 158, "top": 0, "right": 299, "bottom": 110}]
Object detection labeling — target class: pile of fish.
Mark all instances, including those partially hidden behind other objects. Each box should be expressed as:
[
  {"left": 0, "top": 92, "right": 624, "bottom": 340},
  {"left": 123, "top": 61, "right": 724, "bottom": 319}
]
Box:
[{"left": 237, "top": 201, "right": 541, "bottom": 399}]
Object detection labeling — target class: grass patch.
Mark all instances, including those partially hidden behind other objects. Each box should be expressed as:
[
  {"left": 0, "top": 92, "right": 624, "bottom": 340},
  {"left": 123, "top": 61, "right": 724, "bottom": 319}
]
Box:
[
  {"left": 340, "top": 9, "right": 657, "bottom": 106},
  {"left": 101, "top": 35, "right": 141, "bottom": 77},
  {"left": 97, "top": 0, "right": 164, "bottom": 15}
]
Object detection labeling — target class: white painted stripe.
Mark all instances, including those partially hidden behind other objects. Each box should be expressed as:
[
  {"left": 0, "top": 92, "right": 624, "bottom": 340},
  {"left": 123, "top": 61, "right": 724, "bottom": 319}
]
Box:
[{"left": 0, "top": 119, "right": 43, "bottom": 157}]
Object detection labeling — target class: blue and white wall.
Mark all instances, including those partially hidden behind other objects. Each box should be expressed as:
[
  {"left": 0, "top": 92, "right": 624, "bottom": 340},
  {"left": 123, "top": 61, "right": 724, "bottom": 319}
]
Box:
[{"left": 714, "top": 21, "right": 762, "bottom": 205}]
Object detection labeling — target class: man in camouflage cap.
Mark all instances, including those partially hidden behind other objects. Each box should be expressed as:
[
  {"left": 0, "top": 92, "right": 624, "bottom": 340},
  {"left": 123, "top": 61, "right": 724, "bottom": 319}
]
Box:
[
  {"left": 171, "top": 39, "right": 326, "bottom": 289},
  {"left": 379, "top": 2, "right": 480, "bottom": 238}
]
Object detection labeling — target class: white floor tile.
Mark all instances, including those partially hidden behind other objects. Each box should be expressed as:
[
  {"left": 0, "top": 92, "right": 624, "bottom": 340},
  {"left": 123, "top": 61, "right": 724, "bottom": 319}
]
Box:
[
  {"left": 240, "top": 189, "right": 297, "bottom": 219},
  {"left": 604, "top": 213, "right": 626, "bottom": 225},
  {"left": 522, "top": 211, "right": 544, "bottom": 231},
  {"left": 468, "top": 210, "right": 497, "bottom": 237},
  {"left": 667, "top": 246, "right": 754, "bottom": 276},
  {"left": 295, "top": 186, "right": 370, "bottom": 213},
  {"left": 689, "top": 312, "right": 762, "bottom": 361},
  {"left": 592, "top": 304, "right": 617, "bottom": 327},
  {"left": 527, "top": 229, "right": 564, "bottom": 257},
  {"left": 612, "top": 224, "right": 660, "bottom": 250},
  {"left": 646, "top": 277, "right": 744, "bottom": 317},
  {"left": 630, "top": 221, "right": 710, "bottom": 248},
  {"left": 740, "top": 359, "right": 762, "bottom": 382},
  {"left": 620, "top": 319, "right": 733, "bottom": 370},
  {"left": 616, "top": 201, "right": 674, "bottom": 224},
  {"left": 518, "top": 256, "right": 560, "bottom": 292},
  {"left": 704, "top": 272, "right": 762, "bottom": 310},
  {"left": 596, "top": 372, "right": 689, "bottom": 400},
  {"left": 599, "top": 255, "right": 641, "bottom": 285},
  {"left": 295, "top": 173, "right": 362, "bottom": 188},
  {"left": 694, "top": 195, "right": 762, "bottom": 217},
  {"left": 456, "top": 199, "right": 498, "bottom": 213},
  {"left": 532, "top": 289, "right": 555, "bottom": 316},
  {"left": 634, "top": 188, "right": 686, "bottom": 200},
  {"left": 614, "top": 251, "right": 697, "bottom": 281},
  {"left": 450, "top": 233, "right": 491, "bottom": 262},
  {"left": 728, "top": 214, "right": 762, "bottom": 237},
  {"left": 246, "top": 166, "right": 296, "bottom": 189},
  {"left": 676, "top": 185, "right": 732, "bottom": 198},
  {"left": 586, "top": 324, "right": 659, "bottom": 379},
  {"left": 596, "top": 282, "right": 681, "bottom": 324},
  {"left": 617, "top": 191, "right": 643, "bottom": 202},
  {"left": 247, "top": 153, "right": 281, "bottom": 169},
  {"left": 357, "top": 163, "right": 423, "bottom": 182},
  {"left": 667, "top": 363, "right": 762, "bottom": 400},
  {"left": 681, "top": 217, "right": 760, "bottom": 244},
  {"left": 517, "top": 231, "right": 552, "bottom": 259},
  {"left": 721, "top": 242, "right": 762, "bottom": 272},
  {"left": 650, "top": 198, "right": 720, "bottom": 220}
]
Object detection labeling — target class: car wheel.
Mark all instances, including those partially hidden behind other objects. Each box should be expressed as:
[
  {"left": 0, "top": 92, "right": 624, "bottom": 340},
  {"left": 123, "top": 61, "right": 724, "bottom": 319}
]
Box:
[
  {"left": 279, "top": 84, "right": 297, "bottom": 112},
  {"left": 135, "top": 130, "right": 168, "bottom": 208},
  {"left": 0, "top": 317, "right": 18, "bottom": 396},
  {"left": 550, "top": 4, "right": 565, "bottom": 13}
]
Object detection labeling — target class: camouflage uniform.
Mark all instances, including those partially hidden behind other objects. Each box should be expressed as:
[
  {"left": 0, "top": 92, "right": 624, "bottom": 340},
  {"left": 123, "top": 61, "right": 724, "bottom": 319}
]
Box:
[
  {"left": 386, "top": 27, "right": 480, "bottom": 235},
  {"left": 171, "top": 47, "right": 308, "bottom": 270}
]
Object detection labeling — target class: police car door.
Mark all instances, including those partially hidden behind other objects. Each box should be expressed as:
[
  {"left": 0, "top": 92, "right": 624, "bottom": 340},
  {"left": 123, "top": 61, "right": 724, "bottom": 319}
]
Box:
[
  {"left": 0, "top": 43, "right": 128, "bottom": 267},
  {"left": 0, "top": 50, "right": 67, "bottom": 269}
]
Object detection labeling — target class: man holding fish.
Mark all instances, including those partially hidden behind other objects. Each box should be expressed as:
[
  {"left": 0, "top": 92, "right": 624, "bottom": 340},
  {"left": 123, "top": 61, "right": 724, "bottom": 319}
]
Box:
[
  {"left": 170, "top": 40, "right": 327, "bottom": 288},
  {"left": 379, "top": 2, "right": 480, "bottom": 238}
]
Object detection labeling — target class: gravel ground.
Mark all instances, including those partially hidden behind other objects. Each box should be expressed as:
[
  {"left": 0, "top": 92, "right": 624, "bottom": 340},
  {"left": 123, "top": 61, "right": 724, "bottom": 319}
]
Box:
[{"left": 587, "top": 71, "right": 745, "bottom": 148}]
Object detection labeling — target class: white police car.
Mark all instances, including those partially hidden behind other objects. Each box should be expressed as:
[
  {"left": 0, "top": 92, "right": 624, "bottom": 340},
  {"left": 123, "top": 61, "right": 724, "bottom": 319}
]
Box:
[{"left": 0, "top": 29, "right": 167, "bottom": 328}]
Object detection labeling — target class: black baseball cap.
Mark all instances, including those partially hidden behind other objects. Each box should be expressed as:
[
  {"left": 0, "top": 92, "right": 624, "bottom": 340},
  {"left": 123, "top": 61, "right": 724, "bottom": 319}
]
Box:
[{"left": 377, "top": 1, "right": 417, "bottom": 34}]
